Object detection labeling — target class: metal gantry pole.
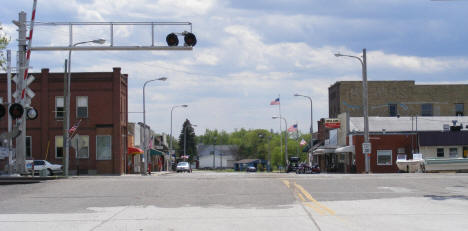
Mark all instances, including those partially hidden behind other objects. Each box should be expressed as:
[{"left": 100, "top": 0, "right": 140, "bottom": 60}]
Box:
[
  {"left": 142, "top": 81, "right": 148, "bottom": 175},
  {"left": 6, "top": 50, "right": 12, "bottom": 175},
  {"left": 63, "top": 59, "right": 69, "bottom": 176},
  {"left": 15, "top": 12, "right": 27, "bottom": 174}
]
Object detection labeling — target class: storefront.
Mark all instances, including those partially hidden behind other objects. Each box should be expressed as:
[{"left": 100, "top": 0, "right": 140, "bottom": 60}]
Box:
[{"left": 127, "top": 147, "right": 143, "bottom": 174}]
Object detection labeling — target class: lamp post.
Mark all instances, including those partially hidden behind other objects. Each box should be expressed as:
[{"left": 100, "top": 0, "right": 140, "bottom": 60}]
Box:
[
  {"left": 170, "top": 105, "right": 188, "bottom": 150},
  {"left": 184, "top": 124, "right": 197, "bottom": 158},
  {"left": 273, "top": 116, "right": 288, "bottom": 169},
  {"left": 170, "top": 105, "right": 188, "bottom": 171},
  {"left": 294, "top": 93, "right": 314, "bottom": 164},
  {"left": 142, "top": 77, "right": 167, "bottom": 175},
  {"left": 64, "top": 39, "right": 106, "bottom": 176},
  {"left": 335, "top": 48, "right": 370, "bottom": 173}
]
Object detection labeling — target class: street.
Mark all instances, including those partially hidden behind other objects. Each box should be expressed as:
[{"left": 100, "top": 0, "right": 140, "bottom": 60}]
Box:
[{"left": 1, "top": 172, "right": 468, "bottom": 231}]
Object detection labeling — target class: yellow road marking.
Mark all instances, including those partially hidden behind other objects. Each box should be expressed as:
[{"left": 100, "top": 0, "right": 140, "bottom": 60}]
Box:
[
  {"left": 294, "top": 182, "right": 336, "bottom": 215},
  {"left": 296, "top": 191, "right": 306, "bottom": 202},
  {"left": 282, "top": 180, "right": 290, "bottom": 188}
]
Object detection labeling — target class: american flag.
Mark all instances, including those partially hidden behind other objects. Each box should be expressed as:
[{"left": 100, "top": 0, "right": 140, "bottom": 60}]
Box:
[
  {"left": 147, "top": 136, "right": 154, "bottom": 149},
  {"left": 300, "top": 139, "right": 307, "bottom": 146},
  {"left": 270, "top": 98, "right": 280, "bottom": 105},
  {"left": 68, "top": 119, "right": 82, "bottom": 135},
  {"left": 287, "top": 124, "right": 298, "bottom": 132}
]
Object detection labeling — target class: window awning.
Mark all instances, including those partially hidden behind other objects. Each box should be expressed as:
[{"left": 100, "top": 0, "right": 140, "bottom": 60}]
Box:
[
  {"left": 128, "top": 147, "right": 143, "bottom": 155},
  {"left": 335, "top": 146, "right": 355, "bottom": 153},
  {"left": 149, "top": 149, "right": 165, "bottom": 156},
  {"left": 313, "top": 145, "right": 355, "bottom": 155}
]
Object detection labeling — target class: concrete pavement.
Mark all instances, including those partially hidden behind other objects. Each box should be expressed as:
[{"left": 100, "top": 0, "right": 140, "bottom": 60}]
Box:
[{"left": 0, "top": 172, "right": 467, "bottom": 230}]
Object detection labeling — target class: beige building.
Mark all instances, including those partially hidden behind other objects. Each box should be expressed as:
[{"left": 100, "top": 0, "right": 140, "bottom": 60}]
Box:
[{"left": 329, "top": 81, "right": 468, "bottom": 118}]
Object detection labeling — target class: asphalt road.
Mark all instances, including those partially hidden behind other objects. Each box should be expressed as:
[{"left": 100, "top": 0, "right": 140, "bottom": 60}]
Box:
[{"left": 1, "top": 171, "right": 468, "bottom": 231}]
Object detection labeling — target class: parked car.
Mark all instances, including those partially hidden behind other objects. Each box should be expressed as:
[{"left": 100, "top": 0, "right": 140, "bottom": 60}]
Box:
[
  {"left": 176, "top": 162, "right": 192, "bottom": 173},
  {"left": 26, "top": 160, "right": 63, "bottom": 176},
  {"left": 246, "top": 165, "right": 257, "bottom": 172},
  {"left": 296, "top": 163, "right": 320, "bottom": 174}
]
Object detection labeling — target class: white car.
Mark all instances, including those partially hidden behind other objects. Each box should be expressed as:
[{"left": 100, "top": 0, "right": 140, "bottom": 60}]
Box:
[
  {"left": 26, "top": 160, "right": 63, "bottom": 176},
  {"left": 176, "top": 162, "right": 192, "bottom": 173}
]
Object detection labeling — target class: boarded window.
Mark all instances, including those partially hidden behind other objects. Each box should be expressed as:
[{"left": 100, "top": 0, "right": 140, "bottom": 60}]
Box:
[{"left": 96, "top": 135, "right": 112, "bottom": 160}]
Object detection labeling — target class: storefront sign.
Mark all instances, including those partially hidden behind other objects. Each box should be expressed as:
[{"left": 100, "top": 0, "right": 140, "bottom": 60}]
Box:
[{"left": 325, "top": 118, "right": 341, "bottom": 128}]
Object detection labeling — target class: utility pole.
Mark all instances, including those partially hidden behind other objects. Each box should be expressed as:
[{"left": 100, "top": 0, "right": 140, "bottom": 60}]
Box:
[{"left": 362, "top": 49, "right": 370, "bottom": 173}]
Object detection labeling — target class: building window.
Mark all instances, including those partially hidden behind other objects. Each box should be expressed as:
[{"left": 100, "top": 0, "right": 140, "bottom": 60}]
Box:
[
  {"left": 377, "top": 150, "right": 392, "bottom": 165},
  {"left": 55, "top": 96, "right": 64, "bottom": 120},
  {"left": 437, "top": 148, "right": 444, "bottom": 158},
  {"left": 397, "top": 147, "right": 405, "bottom": 154},
  {"left": 76, "top": 96, "right": 88, "bottom": 118},
  {"left": 75, "top": 135, "right": 90, "bottom": 159},
  {"left": 96, "top": 135, "right": 112, "bottom": 160},
  {"left": 455, "top": 103, "right": 464, "bottom": 116},
  {"left": 421, "top": 104, "right": 433, "bottom": 116},
  {"left": 449, "top": 148, "right": 458, "bottom": 158},
  {"left": 388, "top": 104, "right": 398, "bottom": 117},
  {"left": 26, "top": 136, "right": 32, "bottom": 159},
  {"left": 55, "top": 136, "right": 63, "bottom": 159}
]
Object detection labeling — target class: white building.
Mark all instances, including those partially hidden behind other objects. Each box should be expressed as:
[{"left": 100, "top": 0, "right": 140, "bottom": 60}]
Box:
[{"left": 197, "top": 145, "right": 238, "bottom": 169}]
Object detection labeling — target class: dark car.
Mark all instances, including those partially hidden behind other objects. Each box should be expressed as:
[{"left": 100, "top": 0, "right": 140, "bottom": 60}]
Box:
[
  {"left": 296, "top": 163, "right": 320, "bottom": 174},
  {"left": 286, "top": 156, "right": 300, "bottom": 173},
  {"left": 246, "top": 166, "right": 257, "bottom": 172}
]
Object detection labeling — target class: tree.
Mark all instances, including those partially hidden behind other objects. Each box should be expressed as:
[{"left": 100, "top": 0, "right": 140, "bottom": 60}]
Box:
[
  {"left": 178, "top": 119, "right": 197, "bottom": 162},
  {"left": 0, "top": 23, "right": 11, "bottom": 71}
]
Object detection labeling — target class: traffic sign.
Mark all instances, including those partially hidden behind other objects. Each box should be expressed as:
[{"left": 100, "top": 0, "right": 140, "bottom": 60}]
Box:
[{"left": 362, "top": 142, "right": 371, "bottom": 154}]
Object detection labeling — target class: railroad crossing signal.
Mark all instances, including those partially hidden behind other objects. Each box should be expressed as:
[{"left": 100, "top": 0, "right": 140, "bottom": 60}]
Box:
[{"left": 12, "top": 74, "right": 36, "bottom": 105}]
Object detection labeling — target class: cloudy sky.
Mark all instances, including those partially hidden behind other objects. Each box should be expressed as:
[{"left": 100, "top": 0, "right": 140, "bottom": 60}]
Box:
[{"left": 1, "top": 0, "right": 467, "bottom": 137}]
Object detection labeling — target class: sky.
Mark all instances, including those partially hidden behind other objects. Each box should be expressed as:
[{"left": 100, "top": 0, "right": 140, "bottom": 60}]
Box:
[{"left": 1, "top": 0, "right": 467, "bottom": 138}]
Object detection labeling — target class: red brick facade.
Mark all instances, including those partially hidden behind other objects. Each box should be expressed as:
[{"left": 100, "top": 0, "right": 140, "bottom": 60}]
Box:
[
  {"left": 0, "top": 68, "right": 128, "bottom": 174},
  {"left": 351, "top": 133, "right": 418, "bottom": 173}
]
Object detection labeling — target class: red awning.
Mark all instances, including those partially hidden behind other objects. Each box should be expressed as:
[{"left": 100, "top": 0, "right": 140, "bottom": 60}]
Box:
[{"left": 128, "top": 147, "right": 144, "bottom": 155}]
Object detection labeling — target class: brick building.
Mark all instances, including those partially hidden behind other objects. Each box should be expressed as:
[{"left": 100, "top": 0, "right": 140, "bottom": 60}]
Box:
[
  {"left": 329, "top": 81, "right": 468, "bottom": 118},
  {"left": 0, "top": 68, "right": 128, "bottom": 174}
]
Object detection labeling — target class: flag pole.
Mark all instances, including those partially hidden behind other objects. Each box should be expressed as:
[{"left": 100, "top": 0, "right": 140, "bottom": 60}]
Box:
[{"left": 278, "top": 94, "right": 283, "bottom": 170}]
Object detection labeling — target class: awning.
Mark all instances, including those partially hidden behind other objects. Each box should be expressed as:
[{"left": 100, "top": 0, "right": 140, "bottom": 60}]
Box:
[
  {"left": 313, "top": 145, "right": 354, "bottom": 155},
  {"left": 149, "top": 149, "right": 165, "bottom": 156},
  {"left": 128, "top": 147, "right": 143, "bottom": 155},
  {"left": 335, "top": 146, "right": 355, "bottom": 153}
]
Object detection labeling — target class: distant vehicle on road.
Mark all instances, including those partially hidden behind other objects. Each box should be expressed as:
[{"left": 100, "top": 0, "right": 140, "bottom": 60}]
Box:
[
  {"left": 296, "top": 163, "right": 320, "bottom": 174},
  {"left": 26, "top": 160, "right": 63, "bottom": 176},
  {"left": 287, "top": 157, "right": 300, "bottom": 173},
  {"left": 246, "top": 166, "right": 257, "bottom": 172},
  {"left": 176, "top": 162, "right": 192, "bottom": 173}
]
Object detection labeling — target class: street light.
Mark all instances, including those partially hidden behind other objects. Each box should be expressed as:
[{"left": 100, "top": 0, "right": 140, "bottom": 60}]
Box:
[
  {"left": 335, "top": 48, "right": 370, "bottom": 173},
  {"left": 272, "top": 116, "right": 288, "bottom": 169},
  {"left": 294, "top": 93, "right": 314, "bottom": 165},
  {"left": 142, "top": 77, "right": 167, "bottom": 175},
  {"left": 64, "top": 38, "right": 106, "bottom": 176},
  {"left": 170, "top": 104, "right": 188, "bottom": 171},
  {"left": 170, "top": 105, "right": 188, "bottom": 150}
]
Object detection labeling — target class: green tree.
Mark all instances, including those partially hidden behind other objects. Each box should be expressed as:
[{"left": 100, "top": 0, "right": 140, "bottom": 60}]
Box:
[
  {"left": 178, "top": 119, "right": 197, "bottom": 162},
  {"left": 0, "top": 23, "right": 11, "bottom": 71}
]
